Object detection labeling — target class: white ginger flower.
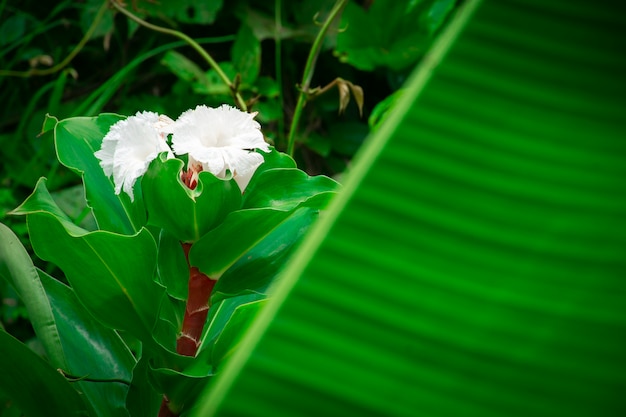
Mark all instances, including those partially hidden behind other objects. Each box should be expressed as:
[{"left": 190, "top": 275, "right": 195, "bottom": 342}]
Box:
[
  {"left": 169, "top": 104, "right": 270, "bottom": 192},
  {"left": 95, "top": 111, "right": 174, "bottom": 201}
]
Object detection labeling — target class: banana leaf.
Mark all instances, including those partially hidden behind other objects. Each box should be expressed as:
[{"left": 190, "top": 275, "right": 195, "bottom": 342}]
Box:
[{"left": 191, "top": 0, "right": 626, "bottom": 416}]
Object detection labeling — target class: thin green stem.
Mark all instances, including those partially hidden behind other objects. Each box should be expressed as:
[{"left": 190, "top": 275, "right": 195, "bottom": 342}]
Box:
[
  {"left": 286, "top": 0, "right": 348, "bottom": 156},
  {"left": 109, "top": 0, "right": 247, "bottom": 111},
  {"left": 275, "top": 0, "right": 285, "bottom": 148},
  {"left": 0, "top": 1, "right": 108, "bottom": 77}
]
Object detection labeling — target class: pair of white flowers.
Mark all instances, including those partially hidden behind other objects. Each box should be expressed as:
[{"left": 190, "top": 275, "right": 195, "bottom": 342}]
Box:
[{"left": 95, "top": 104, "right": 270, "bottom": 201}]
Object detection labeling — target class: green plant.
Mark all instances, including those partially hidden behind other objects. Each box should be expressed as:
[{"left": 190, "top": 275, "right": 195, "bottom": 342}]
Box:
[
  {"left": 0, "top": 1, "right": 462, "bottom": 416},
  {"left": 189, "top": 0, "right": 626, "bottom": 416}
]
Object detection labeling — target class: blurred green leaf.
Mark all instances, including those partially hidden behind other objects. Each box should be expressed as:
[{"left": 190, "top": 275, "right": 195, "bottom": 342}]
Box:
[
  {"left": 0, "top": 15, "right": 26, "bottom": 47},
  {"left": 140, "top": 0, "right": 224, "bottom": 24},
  {"left": 142, "top": 155, "right": 242, "bottom": 243},
  {"left": 161, "top": 50, "right": 209, "bottom": 84},
  {"left": 13, "top": 179, "right": 165, "bottom": 342},
  {"left": 192, "top": 1, "right": 626, "bottom": 416},
  {"left": 0, "top": 329, "right": 93, "bottom": 417},
  {"left": 231, "top": 23, "right": 261, "bottom": 86},
  {"left": 335, "top": 0, "right": 453, "bottom": 70},
  {"left": 368, "top": 89, "right": 404, "bottom": 132}
]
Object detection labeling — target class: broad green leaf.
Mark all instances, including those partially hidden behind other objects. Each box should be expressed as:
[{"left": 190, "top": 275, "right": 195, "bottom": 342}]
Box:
[
  {"left": 13, "top": 178, "right": 165, "bottom": 341},
  {"left": 38, "top": 269, "right": 135, "bottom": 417},
  {"left": 197, "top": 293, "right": 265, "bottom": 357},
  {"left": 148, "top": 359, "right": 213, "bottom": 415},
  {"left": 243, "top": 168, "right": 338, "bottom": 210},
  {"left": 126, "top": 356, "right": 161, "bottom": 417},
  {"left": 54, "top": 114, "right": 146, "bottom": 234},
  {"left": 157, "top": 229, "right": 189, "bottom": 300},
  {"left": 0, "top": 222, "right": 67, "bottom": 369},
  {"left": 142, "top": 155, "right": 242, "bottom": 243},
  {"left": 192, "top": 1, "right": 626, "bottom": 416},
  {"left": 0, "top": 223, "right": 135, "bottom": 417},
  {"left": 190, "top": 207, "right": 314, "bottom": 280},
  {"left": 0, "top": 329, "right": 93, "bottom": 417},
  {"left": 210, "top": 207, "right": 319, "bottom": 304},
  {"left": 231, "top": 23, "right": 261, "bottom": 86},
  {"left": 209, "top": 299, "right": 267, "bottom": 366}
]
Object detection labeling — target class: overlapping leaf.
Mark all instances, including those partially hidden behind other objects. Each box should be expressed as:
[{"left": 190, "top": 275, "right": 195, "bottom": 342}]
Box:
[
  {"left": 0, "top": 223, "right": 135, "bottom": 417},
  {"left": 12, "top": 178, "right": 165, "bottom": 342}
]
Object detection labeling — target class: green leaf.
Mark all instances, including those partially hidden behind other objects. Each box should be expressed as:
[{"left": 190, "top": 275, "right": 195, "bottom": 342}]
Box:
[
  {"left": 210, "top": 299, "right": 267, "bottom": 366},
  {"left": 243, "top": 168, "right": 338, "bottom": 210},
  {"left": 142, "top": 155, "right": 242, "bottom": 242},
  {"left": 13, "top": 178, "right": 164, "bottom": 341},
  {"left": 335, "top": 0, "right": 445, "bottom": 71},
  {"left": 157, "top": 229, "right": 190, "bottom": 300},
  {"left": 192, "top": 1, "right": 626, "bottom": 416},
  {"left": 0, "top": 222, "right": 67, "bottom": 369},
  {"left": 0, "top": 329, "right": 93, "bottom": 417},
  {"left": 0, "top": 222, "right": 135, "bottom": 417},
  {"left": 126, "top": 356, "right": 161, "bottom": 417},
  {"left": 190, "top": 206, "right": 319, "bottom": 280},
  {"left": 211, "top": 206, "right": 319, "bottom": 303},
  {"left": 161, "top": 50, "right": 209, "bottom": 84},
  {"left": 38, "top": 269, "right": 135, "bottom": 417},
  {"left": 54, "top": 114, "right": 146, "bottom": 234},
  {"left": 231, "top": 23, "right": 261, "bottom": 86}
]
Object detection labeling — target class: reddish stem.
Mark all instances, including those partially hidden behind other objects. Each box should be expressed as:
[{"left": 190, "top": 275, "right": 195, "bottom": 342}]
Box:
[
  {"left": 177, "top": 242, "right": 216, "bottom": 356},
  {"left": 158, "top": 242, "right": 216, "bottom": 416}
]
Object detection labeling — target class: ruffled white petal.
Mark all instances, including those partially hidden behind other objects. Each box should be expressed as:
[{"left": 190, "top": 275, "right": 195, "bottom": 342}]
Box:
[
  {"left": 95, "top": 111, "right": 173, "bottom": 201},
  {"left": 170, "top": 105, "right": 269, "bottom": 192}
]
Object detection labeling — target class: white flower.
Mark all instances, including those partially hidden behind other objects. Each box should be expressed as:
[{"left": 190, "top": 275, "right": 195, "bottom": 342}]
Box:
[
  {"left": 95, "top": 111, "right": 174, "bottom": 201},
  {"left": 169, "top": 104, "right": 270, "bottom": 192}
]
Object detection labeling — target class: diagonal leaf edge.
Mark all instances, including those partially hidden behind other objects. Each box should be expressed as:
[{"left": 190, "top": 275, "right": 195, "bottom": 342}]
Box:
[{"left": 188, "top": 1, "right": 483, "bottom": 415}]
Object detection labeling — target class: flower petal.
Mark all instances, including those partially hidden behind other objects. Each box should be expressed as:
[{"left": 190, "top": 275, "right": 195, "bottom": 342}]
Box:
[
  {"left": 170, "top": 104, "right": 269, "bottom": 192},
  {"left": 95, "top": 111, "right": 173, "bottom": 201}
]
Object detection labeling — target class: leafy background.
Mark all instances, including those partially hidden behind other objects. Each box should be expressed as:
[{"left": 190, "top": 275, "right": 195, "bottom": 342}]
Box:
[
  {"left": 0, "top": 0, "right": 456, "bottom": 396},
  {"left": 2, "top": 0, "right": 625, "bottom": 416}
]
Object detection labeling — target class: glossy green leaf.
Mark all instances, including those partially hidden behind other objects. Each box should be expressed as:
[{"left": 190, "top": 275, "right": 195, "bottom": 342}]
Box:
[
  {"left": 126, "top": 356, "right": 161, "bottom": 417},
  {"left": 13, "top": 178, "right": 164, "bottom": 341},
  {"left": 0, "top": 329, "right": 92, "bottom": 417},
  {"left": 0, "top": 222, "right": 67, "bottom": 369},
  {"left": 142, "top": 155, "right": 242, "bottom": 243},
  {"left": 38, "top": 269, "right": 135, "bottom": 417},
  {"left": 193, "top": 1, "right": 626, "bottom": 416},
  {"left": 210, "top": 299, "right": 267, "bottom": 366},
  {"left": 243, "top": 168, "right": 338, "bottom": 210},
  {"left": 198, "top": 293, "right": 265, "bottom": 357},
  {"left": 157, "top": 229, "right": 190, "bottom": 300},
  {"left": 190, "top": 207, "right": 310, "bottom": 280},
  {"left": 0, "top": 222, "right": 135, "bottom": 417},
  {"left": 148, "top": 358, "right": 212, "bottom": 415},
  {"left": 211, "top": 206, "right": 319, "bottom": 304},
  {"left": 54, "top": 114, "right": 146, "bottom": 234}
]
